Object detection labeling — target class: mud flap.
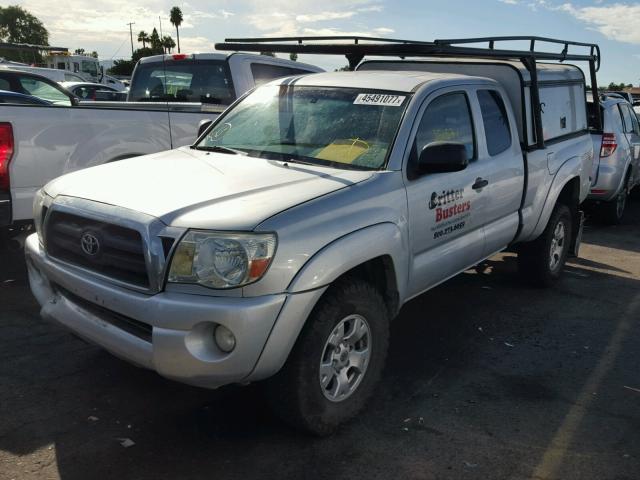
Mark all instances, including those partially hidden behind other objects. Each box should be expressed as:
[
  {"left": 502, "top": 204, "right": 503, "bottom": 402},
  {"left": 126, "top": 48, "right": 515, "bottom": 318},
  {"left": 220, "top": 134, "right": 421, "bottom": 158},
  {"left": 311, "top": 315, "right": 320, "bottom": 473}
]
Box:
[{"left": 569, "top": 210, "right": 584, "bottom": 257}]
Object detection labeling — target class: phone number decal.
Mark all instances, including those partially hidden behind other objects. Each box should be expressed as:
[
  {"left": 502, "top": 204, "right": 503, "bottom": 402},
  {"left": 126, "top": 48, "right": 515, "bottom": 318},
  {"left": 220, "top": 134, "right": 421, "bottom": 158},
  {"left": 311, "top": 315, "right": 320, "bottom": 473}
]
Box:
[{"left": 433, "top": 221, "right": 466, "bottom": 239}]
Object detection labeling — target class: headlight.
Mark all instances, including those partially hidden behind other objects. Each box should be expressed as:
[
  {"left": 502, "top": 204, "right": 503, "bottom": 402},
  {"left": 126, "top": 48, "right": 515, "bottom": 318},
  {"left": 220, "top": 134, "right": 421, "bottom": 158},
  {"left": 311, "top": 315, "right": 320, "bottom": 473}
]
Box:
[
  {"left": 168, "top": 231, "right": 277, "bottom": 289},
  {"left": 32, "top": 189, "right": 47, "bottom": 240}
]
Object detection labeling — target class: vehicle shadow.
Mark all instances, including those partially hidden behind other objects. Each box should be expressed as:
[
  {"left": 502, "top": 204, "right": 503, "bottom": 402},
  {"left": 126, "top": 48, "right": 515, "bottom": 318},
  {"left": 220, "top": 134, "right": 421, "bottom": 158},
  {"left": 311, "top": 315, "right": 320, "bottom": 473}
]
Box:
[{"left": 0, "top": 204, "right": 639, "bottom": 479}]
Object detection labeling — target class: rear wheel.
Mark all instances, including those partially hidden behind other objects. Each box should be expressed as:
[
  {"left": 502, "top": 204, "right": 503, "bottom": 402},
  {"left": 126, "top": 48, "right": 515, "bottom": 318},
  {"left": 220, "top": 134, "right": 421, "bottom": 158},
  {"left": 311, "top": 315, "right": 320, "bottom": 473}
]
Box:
[
  {"left": 601, "top": 174, "right": 631, "bottom": 225},
  {"left": 266, "top": 277, "right": 389, "bottom": 436},
  {"left": 518, "top": 203, "right": 573, "bottom": 287}
]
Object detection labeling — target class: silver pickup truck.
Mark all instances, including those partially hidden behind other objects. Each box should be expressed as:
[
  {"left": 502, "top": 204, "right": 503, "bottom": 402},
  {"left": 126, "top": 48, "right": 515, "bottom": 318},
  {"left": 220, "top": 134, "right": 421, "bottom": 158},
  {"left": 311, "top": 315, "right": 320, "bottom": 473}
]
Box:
[{"left": 25, "top": 36, "right": 598, "bottom": 435}]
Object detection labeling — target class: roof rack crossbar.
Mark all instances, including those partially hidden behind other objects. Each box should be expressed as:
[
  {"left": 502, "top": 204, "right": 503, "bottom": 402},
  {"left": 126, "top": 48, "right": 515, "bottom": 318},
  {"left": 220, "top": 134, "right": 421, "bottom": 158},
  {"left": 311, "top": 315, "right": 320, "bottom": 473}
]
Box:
[{"left": 217, "top": 35, "right": 600, "bottom": 71}]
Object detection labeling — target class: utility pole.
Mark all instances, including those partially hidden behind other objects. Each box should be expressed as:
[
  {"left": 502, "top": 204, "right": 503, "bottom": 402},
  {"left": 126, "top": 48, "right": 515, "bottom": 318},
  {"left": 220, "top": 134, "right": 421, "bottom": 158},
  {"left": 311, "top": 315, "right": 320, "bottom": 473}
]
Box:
[{"left": 127, "top": 22, "right": 135, "bottom": 57}]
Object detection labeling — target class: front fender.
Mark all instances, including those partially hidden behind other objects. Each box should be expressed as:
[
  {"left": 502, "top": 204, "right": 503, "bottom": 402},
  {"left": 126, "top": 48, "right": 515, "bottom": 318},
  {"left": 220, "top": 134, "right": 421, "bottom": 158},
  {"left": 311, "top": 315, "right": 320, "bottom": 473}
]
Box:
[
  {"left": 248, "top": 222, "right": 408, "bottom": 382},
  {"left": 288, "top": 222, "right": 408, "bottom": 300}
]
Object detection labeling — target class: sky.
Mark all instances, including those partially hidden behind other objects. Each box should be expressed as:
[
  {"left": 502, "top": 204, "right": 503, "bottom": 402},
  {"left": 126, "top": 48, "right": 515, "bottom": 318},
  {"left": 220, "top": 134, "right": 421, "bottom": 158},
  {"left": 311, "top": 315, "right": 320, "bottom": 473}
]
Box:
[{"left": 13, "top": 0, "right": 640, "bottom": 85}]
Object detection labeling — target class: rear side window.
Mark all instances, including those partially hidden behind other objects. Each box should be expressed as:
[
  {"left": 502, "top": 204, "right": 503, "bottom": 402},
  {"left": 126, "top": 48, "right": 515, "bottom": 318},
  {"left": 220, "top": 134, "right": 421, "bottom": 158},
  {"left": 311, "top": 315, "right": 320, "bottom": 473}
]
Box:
[
  {"left": 619, "top": 104, "right": 634, "bottom": 134},
  {"left": 478, "top": 90, "right": 511, "bottom": 156},
  {"left": 414, "top": 92, "right": 475, "bottom": 161},
  {"left": 250, "top": 63, "right": 312, "bottom": 87}
]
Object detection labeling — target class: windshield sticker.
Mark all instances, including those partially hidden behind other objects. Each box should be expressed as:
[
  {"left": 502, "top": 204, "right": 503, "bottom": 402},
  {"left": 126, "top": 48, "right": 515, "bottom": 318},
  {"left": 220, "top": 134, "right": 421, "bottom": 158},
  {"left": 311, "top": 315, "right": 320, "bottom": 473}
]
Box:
[{"left": 354, "top": 93, "right": 406, "bottom": 106}]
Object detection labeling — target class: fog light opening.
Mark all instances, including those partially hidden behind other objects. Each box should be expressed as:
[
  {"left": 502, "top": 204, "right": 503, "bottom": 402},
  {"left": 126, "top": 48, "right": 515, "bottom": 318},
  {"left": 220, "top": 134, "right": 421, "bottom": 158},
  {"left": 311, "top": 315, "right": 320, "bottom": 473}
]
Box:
[{"left": 214, "top": 325, "right": 236, "bottom": 353}]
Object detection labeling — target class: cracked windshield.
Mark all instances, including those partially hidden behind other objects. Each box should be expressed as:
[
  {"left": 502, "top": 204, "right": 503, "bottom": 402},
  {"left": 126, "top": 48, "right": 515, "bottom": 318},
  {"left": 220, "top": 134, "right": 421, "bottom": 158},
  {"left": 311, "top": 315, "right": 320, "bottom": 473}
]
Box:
[{"left": 199, "top": 85, "right": 409, "bottom": 169}]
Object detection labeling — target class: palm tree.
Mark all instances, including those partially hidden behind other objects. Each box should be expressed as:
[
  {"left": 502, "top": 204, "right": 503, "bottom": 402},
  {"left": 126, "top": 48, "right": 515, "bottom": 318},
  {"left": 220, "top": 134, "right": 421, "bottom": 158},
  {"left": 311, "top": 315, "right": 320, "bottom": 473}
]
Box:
[
  {"left": 162, "top": 35, "right": 176, "bottom": 54},
  {"left": 137, "top": 30, "right": 149, "bottom": 49},
  {"left": 170, "top": 7, "right": 183, "bottom": 53}
]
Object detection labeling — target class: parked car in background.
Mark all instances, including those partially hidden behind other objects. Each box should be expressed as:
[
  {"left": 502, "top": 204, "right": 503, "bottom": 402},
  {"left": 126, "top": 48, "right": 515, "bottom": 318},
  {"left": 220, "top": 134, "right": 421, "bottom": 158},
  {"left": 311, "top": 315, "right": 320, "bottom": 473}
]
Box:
[
  {"left": 0, "top": 70, "right": 78, "bottom": 105},
  {"left": 0, "top": 90, "right": 52, "bottom": 105},
  {"left": 602, "top": 91, "right": 634, "bottom": 105},
  {"left": 587, "top": 93, "right": 640, "bottom": 223},
  {"left": 0, "top": 64, "right": 85, "bottom": 83},
  {"left": 0, "top": 53, "right": 322, "bottom": 233},
  {"left": 60, "top": 82, "right": 127, "bottom": 101},
  {"left": 102, "top": 74, "right": 127, "bottom": 91}
]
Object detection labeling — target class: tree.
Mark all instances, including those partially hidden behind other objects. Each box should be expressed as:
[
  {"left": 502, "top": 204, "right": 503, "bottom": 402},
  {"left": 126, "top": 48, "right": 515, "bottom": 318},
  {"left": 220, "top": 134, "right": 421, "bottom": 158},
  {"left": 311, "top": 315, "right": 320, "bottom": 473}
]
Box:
[
  {"left": 162, "top": 35, "right": 176, "bottom": 54},
  {"left": 108, "top": 59, "right": 135, "bottom": 76},
  {"left": 0, "top": 5, "right": 48, "bottom": 45},
  {"left": 90, "top": 51, "right": 98, "bottom": 58},
  {"left": 133, "top": 47, "right": 153, "bottom": 62},
  {"left": 170, "top": 6, "right": 183, "bottom": 53},
  {"left": 149, "top": 28, "right": 163, "bottom": 54},
  {"left": 137, "top": 30, "right": 149, "bottom": 49},
  {"left": 74, "top": 48, "right": 85, "bottom": 55},
  {"left": 289, "top": 52, "right": 298, "bottom": 62}
]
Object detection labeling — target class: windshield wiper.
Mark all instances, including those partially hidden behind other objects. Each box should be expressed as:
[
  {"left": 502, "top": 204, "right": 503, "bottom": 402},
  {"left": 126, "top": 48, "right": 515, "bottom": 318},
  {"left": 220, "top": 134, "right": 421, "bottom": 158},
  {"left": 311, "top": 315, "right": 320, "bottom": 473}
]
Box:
[{"left": 191, "top": 145, "right": 245, "bottom": 155}]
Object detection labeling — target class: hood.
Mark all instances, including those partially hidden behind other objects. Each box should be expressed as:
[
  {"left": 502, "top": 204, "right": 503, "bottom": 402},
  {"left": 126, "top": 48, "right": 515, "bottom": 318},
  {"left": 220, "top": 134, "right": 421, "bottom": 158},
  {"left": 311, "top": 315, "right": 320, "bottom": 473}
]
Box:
[{"left": 44, "top": 147, "right": 375, "bottom": 230}]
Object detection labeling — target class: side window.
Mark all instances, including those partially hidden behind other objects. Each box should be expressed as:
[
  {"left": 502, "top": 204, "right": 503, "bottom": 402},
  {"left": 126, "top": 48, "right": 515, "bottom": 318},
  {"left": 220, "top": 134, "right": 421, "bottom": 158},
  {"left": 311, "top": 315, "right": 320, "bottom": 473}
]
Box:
[
  {"left": 609, "top": 105, "right": 624, "bottom": 133},
  {"left": 619, "top": 104, "right": 634, "bottom": 134},
  {"left": 250, "top": 63, "right": 309, "bottom": 87},
  {"left": 477, "top": 90, "right": 512, "bottom": 156},
  {"left": 622, "top": 105, "right": 639, "bottom": 134},
  {"left": 414, "top": 93, "right": 475, "bottom": 163},
  {"left": 0, "top": 78, "right": 9, "bottom": 90},
  {"left": 18, "top": 77, "right": 71, "bottom": 106},
  {"left": 73, "top": 62, "right": 80, "bottom": 73}
]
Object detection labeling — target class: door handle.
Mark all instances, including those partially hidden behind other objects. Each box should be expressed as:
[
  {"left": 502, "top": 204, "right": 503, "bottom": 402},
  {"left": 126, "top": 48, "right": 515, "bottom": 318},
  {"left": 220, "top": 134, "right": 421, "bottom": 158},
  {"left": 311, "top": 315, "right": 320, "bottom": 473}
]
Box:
[{"left": 472, "top": 177, "right": 489, "bottom": 190}]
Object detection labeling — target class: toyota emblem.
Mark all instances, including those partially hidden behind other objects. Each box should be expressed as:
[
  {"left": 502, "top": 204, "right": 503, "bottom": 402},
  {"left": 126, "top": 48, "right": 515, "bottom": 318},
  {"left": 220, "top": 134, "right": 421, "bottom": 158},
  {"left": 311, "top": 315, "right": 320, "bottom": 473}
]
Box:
[{"left": 80, "top": 232, "right": 100, "bottom": 256}]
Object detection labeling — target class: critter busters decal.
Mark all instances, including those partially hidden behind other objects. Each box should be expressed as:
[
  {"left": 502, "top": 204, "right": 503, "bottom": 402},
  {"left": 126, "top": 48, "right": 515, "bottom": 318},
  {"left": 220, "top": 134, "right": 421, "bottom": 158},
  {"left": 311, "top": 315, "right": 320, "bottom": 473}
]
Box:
[{"left": 429, "top": 189, "right": 471, "bottom": 239}]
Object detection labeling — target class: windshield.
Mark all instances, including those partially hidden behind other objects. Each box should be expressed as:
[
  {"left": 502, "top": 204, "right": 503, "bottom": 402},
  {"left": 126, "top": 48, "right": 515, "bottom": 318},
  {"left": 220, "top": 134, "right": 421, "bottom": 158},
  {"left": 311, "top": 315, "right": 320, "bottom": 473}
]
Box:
[
  {"left": 81, "top": 60, "right": 97, "bottom": 76},
  {"left": 128, "top": 59, "right": 235, "bottom": 104},
  {"left": 197, "top": 85, "right": 409, "bottom": 170}
]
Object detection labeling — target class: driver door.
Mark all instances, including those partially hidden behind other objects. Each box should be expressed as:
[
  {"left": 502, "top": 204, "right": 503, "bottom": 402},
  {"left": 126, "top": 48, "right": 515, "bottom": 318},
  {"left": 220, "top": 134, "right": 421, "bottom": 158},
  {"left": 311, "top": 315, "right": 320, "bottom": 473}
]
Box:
[{"left": 405, "top": 89, "right": 489, "bottom": 298}]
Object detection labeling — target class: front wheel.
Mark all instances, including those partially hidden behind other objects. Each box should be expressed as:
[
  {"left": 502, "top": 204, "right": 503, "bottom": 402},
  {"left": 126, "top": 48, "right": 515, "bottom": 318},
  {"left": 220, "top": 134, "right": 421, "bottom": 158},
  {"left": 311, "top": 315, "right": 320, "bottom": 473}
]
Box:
[
  {"left": 266, "top": 277, "right": 389, "bottom": 435},
  {"left": 518, "top": 203, "right": 573, "bottom": 287}
]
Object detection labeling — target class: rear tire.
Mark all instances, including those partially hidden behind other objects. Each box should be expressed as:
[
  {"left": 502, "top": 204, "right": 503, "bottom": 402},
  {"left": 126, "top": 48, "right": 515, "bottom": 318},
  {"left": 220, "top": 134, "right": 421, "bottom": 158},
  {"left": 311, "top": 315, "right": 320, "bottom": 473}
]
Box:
[
  {"left": 601, "top": 174, "right": 631, "bottom": 225},
  {"left": 518, "top": 203, "right": 573, "bottom": 287},
  {"left": 266, "top": 277, "right": 389, "bottom": 436}
]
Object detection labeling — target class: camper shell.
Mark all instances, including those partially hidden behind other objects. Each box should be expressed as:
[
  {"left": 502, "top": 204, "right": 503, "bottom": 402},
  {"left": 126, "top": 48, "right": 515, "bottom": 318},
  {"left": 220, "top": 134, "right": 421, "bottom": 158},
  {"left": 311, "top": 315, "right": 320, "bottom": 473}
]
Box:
[{"left": 358, "top": 58, "right": 588, "bottom": 149}]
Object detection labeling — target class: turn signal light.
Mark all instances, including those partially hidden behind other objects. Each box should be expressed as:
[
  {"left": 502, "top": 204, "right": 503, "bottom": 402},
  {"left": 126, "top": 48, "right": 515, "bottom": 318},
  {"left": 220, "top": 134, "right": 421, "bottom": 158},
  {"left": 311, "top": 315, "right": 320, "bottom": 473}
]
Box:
[
  {"left": 0, "top": 122, "right": 14, "bottom": 193},
  {"left": 600, "top": 133, "right": 617, "bottom": 157}
]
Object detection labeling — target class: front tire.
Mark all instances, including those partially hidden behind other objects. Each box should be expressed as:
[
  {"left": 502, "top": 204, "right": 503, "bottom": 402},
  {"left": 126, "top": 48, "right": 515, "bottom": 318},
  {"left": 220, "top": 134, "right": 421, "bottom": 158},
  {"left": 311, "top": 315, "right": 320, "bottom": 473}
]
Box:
[
  {"left": 518, "top": 203, "right": 573, "bottom": 287},
  {"left": 266, "top": 277, "right": 389, "bottom": 436}
]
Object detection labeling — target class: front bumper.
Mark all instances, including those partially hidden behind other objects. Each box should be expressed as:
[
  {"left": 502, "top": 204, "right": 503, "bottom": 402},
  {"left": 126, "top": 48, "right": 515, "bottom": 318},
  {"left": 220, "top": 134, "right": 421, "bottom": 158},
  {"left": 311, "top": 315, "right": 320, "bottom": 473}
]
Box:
[{"left": 25, "top": 233, "right": 321, "bottom": 389}]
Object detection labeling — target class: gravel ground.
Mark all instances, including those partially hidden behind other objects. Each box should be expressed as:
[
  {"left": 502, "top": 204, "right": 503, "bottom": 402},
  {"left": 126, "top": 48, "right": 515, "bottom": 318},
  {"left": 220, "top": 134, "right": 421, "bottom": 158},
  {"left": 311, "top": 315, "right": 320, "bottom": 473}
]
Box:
[{"left": 1, "top": 202, "right": 639, "bottom": 480}]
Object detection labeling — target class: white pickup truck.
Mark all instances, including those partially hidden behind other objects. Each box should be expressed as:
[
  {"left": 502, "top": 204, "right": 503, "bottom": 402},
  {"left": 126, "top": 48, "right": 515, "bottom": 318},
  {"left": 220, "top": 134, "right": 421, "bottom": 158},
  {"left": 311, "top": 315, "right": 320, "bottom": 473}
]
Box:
[
  {"left": 0, "top": 53, "right": 321, "bottom": 233},
  {"left": 26, "top": 36, "right": 599, "bottom": 434}
]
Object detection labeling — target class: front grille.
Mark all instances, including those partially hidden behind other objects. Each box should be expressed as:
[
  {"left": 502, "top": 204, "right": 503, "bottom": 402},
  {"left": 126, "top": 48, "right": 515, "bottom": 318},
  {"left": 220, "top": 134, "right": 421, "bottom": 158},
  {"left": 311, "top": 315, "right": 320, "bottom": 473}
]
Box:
[
  {"left": 45, "top": 211, "right": 149, "bottom": 288},
  {"left": 55, "top": 284, "right": 152, "bottom": 342}
]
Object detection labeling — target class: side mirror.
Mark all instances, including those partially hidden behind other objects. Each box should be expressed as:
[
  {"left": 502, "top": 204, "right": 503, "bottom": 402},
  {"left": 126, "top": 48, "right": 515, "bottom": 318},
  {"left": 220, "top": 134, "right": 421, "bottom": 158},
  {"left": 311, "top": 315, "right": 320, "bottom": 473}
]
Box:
[
  {"left": 197, "top": 119, "right": 212, "bottom": 138},
  {"left": 70, "top": 96, "right": 80, "bottom": 106},
  {"left": 418, "top": 142, "right": 469, "bottom": 174}
]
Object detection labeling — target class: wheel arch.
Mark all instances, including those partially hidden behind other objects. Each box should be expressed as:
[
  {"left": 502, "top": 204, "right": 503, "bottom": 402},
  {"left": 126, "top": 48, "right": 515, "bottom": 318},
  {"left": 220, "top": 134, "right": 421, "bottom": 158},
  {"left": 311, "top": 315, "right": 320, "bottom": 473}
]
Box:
[
  {"left": 287, "top": 222, "right": 408, "bottom": 315},
  {"left": 248, "top": 223, "right": 408, "bottom": 382}
]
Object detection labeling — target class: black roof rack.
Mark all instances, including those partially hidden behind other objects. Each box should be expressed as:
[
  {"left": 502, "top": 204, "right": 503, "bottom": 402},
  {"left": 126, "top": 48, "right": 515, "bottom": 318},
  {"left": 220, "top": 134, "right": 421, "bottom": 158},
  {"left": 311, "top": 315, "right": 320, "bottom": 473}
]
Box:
[
  {"left": 215, "top": 35, "right": 603, "bottom": 142},
  {"left": 216, "top": 35, "right": 600, "bottom": 70}
]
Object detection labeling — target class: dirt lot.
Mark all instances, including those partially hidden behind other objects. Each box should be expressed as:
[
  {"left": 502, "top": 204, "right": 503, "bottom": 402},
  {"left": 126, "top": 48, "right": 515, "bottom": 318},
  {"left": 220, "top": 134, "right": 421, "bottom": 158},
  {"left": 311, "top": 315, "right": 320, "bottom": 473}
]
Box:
[{"left": 1, "top": 203, "right": 639, "bottom": 480}]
